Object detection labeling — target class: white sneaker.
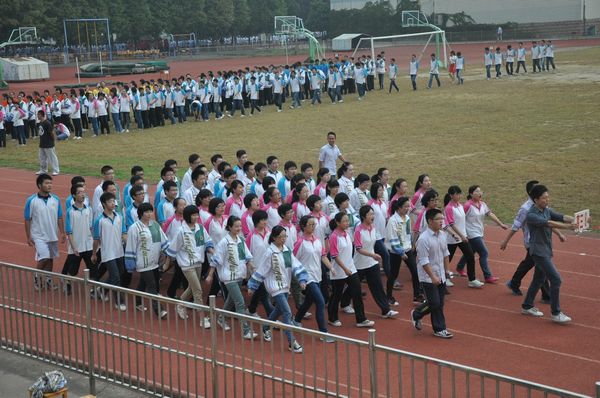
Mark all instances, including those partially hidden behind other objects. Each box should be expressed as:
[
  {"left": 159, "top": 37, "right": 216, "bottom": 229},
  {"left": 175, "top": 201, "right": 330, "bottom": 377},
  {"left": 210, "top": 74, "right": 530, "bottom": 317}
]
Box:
[
  {"left": 521, "top": 307, "right": 544, "bottom": 317},
  {"left": 328, "top": 320, "right": 342, "bottom": 327},
  {"left": 243, "top": 330, "right": 258, "bottom": 340},
  {"left": 433, "top": 329, "right": 454, "bottom": 339},
  {"left": 176, "top": 304, "right": 188, "bottom": 320},
  {"left": 159, "top": 310, "right": 168, "bottom": 319},
  {"left": 445, "top": 279, "right": 454, "bottom": 287},
  {"left": 356, "top": 319, "right": 375, "bottom": 328},
  {"left": 320, "top": 335, "right": 336, "bottom": 343},
  {"left": 135, "top": 304, "right": 148, "bottom": 312},
  {"left": 303, "top": 311, "right": 312, "bottom": 319},
  {"left": 262, "top": 329, "right": 272, "bottom": 342},
  {"left": 551, "top": 312, "right": 572, "bottom": 324},
  {"left": 382, "top": 310, "right": 399, "bottom": 318},
  {"left": 52, "top": 172, "right": 59, "bottom": 176},
  {"left": 116, "top": 304, "right": 127, "bottom": 312},
  {"left": 468, "top": 279, "right": 484, "bottom": 288},
  {"left": 203, "top": 317, "right": 211, "bottom": 329},
  {"left": 342, "top": 305, "right": 355, "bottom": 314},
  {"left": 289, "top": 340, "right": 303, "bottom": 353},
  {"left": 217, "top": 316, "right": 231, "bottom": 331}
]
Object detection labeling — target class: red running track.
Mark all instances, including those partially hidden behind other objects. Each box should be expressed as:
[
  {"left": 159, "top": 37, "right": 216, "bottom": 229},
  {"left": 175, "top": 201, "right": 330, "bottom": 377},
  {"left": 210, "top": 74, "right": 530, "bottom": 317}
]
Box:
[
  {"left": 0, "top": 167, "right": 599, "bottom": 396},
  {"left": 3, "top": 38, "right": 600, "bottom": 95}
]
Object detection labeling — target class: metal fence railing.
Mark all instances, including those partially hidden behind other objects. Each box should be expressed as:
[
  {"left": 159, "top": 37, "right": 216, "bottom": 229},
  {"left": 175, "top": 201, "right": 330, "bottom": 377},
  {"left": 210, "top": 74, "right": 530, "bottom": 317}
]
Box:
[{"left": 0, "top": 261, "right": 597, "bottom": 397}]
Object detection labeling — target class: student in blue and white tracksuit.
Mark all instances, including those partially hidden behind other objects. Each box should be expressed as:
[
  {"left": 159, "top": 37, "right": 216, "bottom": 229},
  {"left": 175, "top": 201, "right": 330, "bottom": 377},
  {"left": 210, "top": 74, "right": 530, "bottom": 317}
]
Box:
[
  {"left": 427, "top": 54, "right": 441, "bottom": 89},
  {"left": 309, "top": 68, "right": 324, "bottom": 105},
  {"left": 494, "top": 47, "right": 503, "bottom": 78},
  {"left": 228, "top": 77, "right": 245, "bottom": 117},
  {"left": 388, "top": 58, "right": 399, "bottom": 93},
  {"left": 484, "top": 47, "right": 494, "bottom": 80},
  {"left": 248, "top": 225, "right": 308, "bottom": 352},
  {"left": 409, "top": 54, "right": 421, "bottom": 91},
  {"left": 92, "top": 191, "right": 127, "bottom": 309}
]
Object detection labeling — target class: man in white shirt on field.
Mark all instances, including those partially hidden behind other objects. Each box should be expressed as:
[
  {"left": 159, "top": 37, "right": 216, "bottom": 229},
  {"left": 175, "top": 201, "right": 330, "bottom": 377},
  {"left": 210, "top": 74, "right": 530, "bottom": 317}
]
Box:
[{"left": 318, "top": 131, "right": 346, "bottom": 175}]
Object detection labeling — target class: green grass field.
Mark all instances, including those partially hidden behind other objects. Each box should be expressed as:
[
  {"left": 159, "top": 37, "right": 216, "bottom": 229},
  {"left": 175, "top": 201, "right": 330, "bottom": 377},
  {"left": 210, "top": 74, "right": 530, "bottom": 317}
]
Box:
[{"left": 2, "top": 47, "right": 599, "bottom": 227}]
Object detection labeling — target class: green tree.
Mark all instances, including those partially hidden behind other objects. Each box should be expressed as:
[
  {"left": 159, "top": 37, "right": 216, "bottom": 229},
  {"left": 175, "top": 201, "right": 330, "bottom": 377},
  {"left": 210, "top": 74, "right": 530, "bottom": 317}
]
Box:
[
  {"left": 305, "top": 0, "right": 329, "bottom": 32},
  {"left": 203, "top": 0, "right": 234, "bottom": 40},
  {"left": 231, "top": 0, "right": 251, "bottom": 36}
]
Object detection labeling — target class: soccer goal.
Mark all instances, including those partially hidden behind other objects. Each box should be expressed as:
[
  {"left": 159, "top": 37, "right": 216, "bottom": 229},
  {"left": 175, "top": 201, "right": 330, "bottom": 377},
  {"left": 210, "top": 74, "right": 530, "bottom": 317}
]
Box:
[{"left": 351, "top": 10, "right": 449, "bottom": 68}]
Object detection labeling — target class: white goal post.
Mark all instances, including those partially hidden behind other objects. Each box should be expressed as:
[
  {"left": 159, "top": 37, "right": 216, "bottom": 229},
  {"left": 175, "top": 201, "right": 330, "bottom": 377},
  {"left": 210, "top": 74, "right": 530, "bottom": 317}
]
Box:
[{"left": 351, "top": 30, "right": 449, "bottom": 68}]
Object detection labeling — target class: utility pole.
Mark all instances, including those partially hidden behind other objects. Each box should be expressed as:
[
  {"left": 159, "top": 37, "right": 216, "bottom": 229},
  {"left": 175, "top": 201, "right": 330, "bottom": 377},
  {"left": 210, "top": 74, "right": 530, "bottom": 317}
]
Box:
[{"left": 583, "top": 0, "right": 587, "bottom": 35}]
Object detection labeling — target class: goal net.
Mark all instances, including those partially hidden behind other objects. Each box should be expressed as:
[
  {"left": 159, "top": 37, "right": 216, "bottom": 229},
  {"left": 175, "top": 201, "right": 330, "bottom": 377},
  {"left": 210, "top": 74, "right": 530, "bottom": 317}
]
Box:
[{"left": 351, "top": 30, "right": 448, "bottom": 69}]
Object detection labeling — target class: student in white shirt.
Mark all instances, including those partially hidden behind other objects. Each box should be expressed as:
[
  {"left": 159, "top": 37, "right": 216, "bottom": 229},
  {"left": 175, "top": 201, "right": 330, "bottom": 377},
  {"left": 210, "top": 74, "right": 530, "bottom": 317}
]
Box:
[
  {"left": 505, "top": 44, "right": 515, "bottom": 76},
  {"left": 68, "top": 92, "right": 83, "bottom": 139},
  {"left": 410, "top": 208, "right": 453, "bottom": 338},
  {"left": 494, "top": 47, "right": 503, "bottom": 78},
  {"left": 545, "top": 40, "right": 556, "bottom": 71},
  {"left": 207, "top": 216, "right": 257, "bottom": 339},
  {"left": 354, "top": 206, "right": 398, "bottom": 318},
  {"left": 337, "top": 162, "right": 355, "bottom": 194},
  {"left": 327, "top": 212, "right": 374, "bottom": 328},
  {"left": 96, "top": 93, "right": 110, "bottom": 135},
  {"left": 25, "top": 174, "right": 66, "bottom": 288},
  {"left": 531, "top": 41, "right": 542, "bottom": 73},
  {"left": 167, "top": 205, "right": 215, "bottom": 326},
  {"left": 354, "top": 62, "right": 367, "bottom": 100},
  {"left": 183, "top": 167, "right": 207, "bottom": 206},
  {"left": 455, "top": 52, "right": 465, "bottom": 85},
  {"left": 228, "top": 76, "right": 245, "bottom": 117},
  {"left": 292, "top": 215, "right": 334, "bottom": 340},
  {"left": 388, "top": 58, "right": 399, "bottom": 93},
  {"left": 484, "top": 47, "right": 493, "bottom": 80},
  {"left": 427, "top": 53, "right": 441, "bottom": 89},
  {"left": 516, "top": 42, "right": 527, "bottom": 73},
  {"left": 119, "top": 88, "right": 131, "bottom": 131},
  {"left": 409, "top": 54, "right": 421, "bottom": 91},
  {"left": 61, "top": 184, "right": 94, "bottom": 294},
  {"left": 376, "top": 54, "right": 386, "bottom": 90},
  {"left": 124, "top": 202, "right": 169, "bottom": 318},
  {"left": 92, "top": 192, "right": 127, "bottom": 309},
  {"left": 248, "top": 226, "right": 308, "bottom": 352}
]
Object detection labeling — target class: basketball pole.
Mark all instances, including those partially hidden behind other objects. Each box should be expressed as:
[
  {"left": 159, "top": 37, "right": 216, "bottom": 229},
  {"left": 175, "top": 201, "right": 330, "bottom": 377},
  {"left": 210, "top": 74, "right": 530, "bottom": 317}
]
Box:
[{"left": 76, "top": 56, "right": 81, "bottom": 84}]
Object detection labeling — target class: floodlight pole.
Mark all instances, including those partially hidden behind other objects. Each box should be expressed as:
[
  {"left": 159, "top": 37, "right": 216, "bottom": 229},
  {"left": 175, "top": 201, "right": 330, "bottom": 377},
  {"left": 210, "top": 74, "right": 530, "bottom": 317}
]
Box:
[
  {"left": 106, "top": 19, "right": 113, "bottom": 61},
  {"left": 63, "top": 19, "right": 69, "bottom": 65},
  {"left": 371, "top": 37, "right": 375, "bottom": 62}
]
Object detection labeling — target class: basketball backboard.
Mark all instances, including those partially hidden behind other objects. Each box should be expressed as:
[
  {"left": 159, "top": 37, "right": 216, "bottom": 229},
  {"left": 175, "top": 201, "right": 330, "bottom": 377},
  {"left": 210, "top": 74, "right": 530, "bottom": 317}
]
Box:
[
  {"left": 274, "top": 16, "right": 304, "bottom": 34},
  {"left": 401, "top": 10, "right": 429, "bottom": 27}
]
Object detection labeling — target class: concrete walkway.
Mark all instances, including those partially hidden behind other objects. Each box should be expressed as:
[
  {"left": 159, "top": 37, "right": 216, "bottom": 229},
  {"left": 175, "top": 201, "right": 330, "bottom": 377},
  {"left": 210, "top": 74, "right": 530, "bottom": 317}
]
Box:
[{"left": 0, "top": 349, "right": 149, "bottom": 397}]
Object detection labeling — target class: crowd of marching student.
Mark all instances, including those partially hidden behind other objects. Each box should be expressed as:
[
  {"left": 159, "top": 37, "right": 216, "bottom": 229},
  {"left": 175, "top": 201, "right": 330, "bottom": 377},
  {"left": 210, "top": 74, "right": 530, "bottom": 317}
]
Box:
[
  {"left": 1, "top": 40, "right": 560, "bottom": 149},
  {"left": 27, "top": 129, "right": 572, "bottom": 353}
]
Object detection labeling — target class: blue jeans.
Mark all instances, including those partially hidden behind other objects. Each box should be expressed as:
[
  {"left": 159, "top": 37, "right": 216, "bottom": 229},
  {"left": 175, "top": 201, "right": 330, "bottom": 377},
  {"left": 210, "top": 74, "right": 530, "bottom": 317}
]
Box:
[
  {"left": 357, "top": 83, "right": 366, "bottom": 97},
  {"left": 165, "top": 108, "right": 176, "bottom": 124},
  {"left": 15, "top": 125, "right": 26, "bottom": 145},
  {"left": 264, "top": 293, "right": 294, "bottom": 344},
  {"left": 310, "top": 89, "right": 320, "bottom": 105},
  {"left": 456, "top": 69, "right": 464, "bottom": 84},
  {"left": 103, "top": 258, "right": 124, "bottom": 304},
  {"left": 230, "top": 99, "right": 245, "bottom": 116},
  {"left": 335, "top": 86, "right": 343, "bottom": 101},
  {"left": 486, "top": 65, "right": 492, "bottom": 79},
  {"left": 89, "top": 117, "right": 99, "bottom": 135},
  {"left": 328, "top": 87, "right": 336, "bottom": 103},
  {"left": 457, "top": 237, "right": 492, "bottom": 278},
  {"left": 523, "top": 256, "right": 562, "bottom": 315},
  {"left": 176, "top": 105, "right": 186, "bottom": 122},
  {"left": 111, "top": 112, "right": 122, "bottom": 132},
  {"left": 292, "top": 92, "right": 302, "bottom": 107},
  {"left": 295, "top": 282, "right": 327, "bottom": 332}
]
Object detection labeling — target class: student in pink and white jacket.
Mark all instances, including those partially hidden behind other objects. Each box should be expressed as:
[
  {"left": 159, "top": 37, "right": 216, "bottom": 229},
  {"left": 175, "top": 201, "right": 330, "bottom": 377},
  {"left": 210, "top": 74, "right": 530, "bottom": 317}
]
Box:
[{"left": 455, "top": 185, "right": 508, "bottom": 284}]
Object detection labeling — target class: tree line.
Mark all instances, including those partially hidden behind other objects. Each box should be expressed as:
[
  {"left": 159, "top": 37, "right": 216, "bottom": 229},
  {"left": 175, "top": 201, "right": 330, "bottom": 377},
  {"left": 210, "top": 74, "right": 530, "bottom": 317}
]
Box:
[{"left": 2, "top": 0, "right": 483, "bottom": 45}]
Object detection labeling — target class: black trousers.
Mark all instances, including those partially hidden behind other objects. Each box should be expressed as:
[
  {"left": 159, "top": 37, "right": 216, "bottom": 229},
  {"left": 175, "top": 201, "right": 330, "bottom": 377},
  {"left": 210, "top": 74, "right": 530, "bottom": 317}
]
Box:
[
  {"left": 388, "top": 251, "right": 420, "bottom": 299},
  {"left": 510, "top": 249, "right": 550, "bottom": 300},
  {"left": 516, "top": 61, "right": 527, "bottom": 73},
  {"left": 377, "top": 73, "right": 384, "bottom": 89},
  {"left": 358, "top": 265, "right": 390, "bottom": 315},
  {"left": 413, "top": 282, "right": 447, "bottom": 332},
  {"left": 448, "top": 241, "right": 476, "bottom": 281},
  {"left": 61, "top": 251, "right": 93, "bottom": 277},
  {"left": 72, "top": 118, "right": 83, "bottom": 137},
  {"left": 505, "top": 62, "right": 514, "bottom": 75},
  {"left": 136, "top": 269, "right": 161, "bottom": 315},
  {"left": 98, "top": 115, "right": 110, "bottom": 134},
  {"left": 329, "top": 273, "right": 366, "bottom": 323}
]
